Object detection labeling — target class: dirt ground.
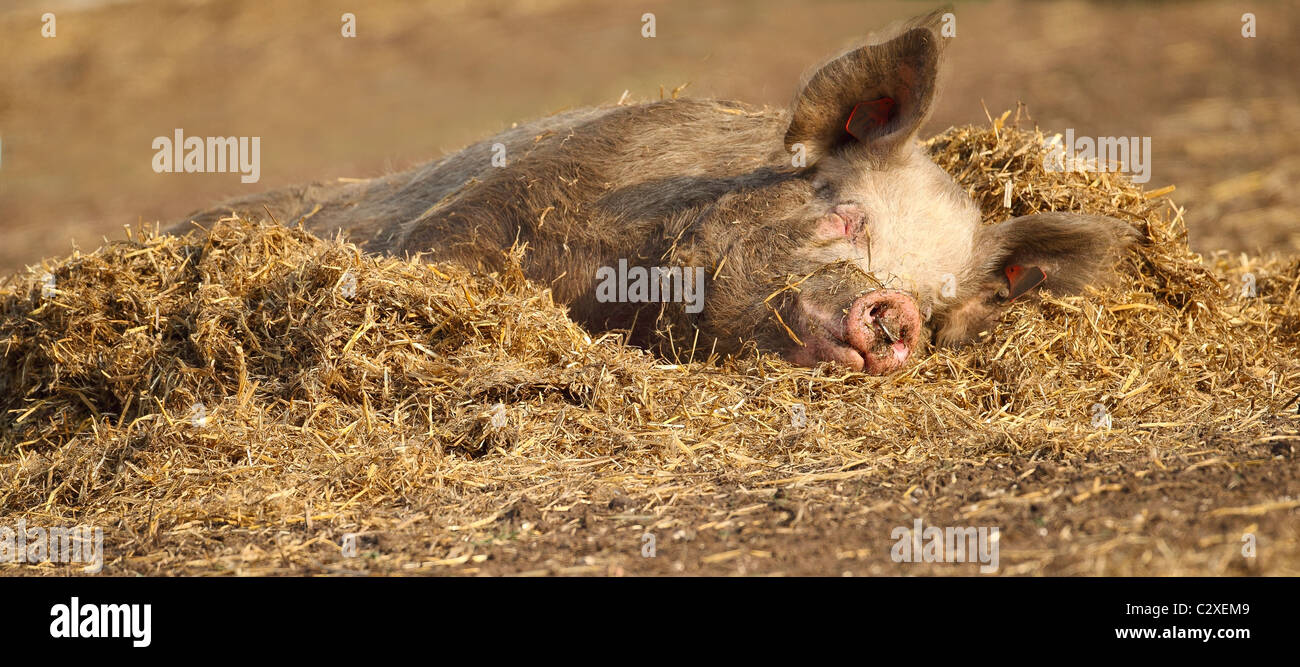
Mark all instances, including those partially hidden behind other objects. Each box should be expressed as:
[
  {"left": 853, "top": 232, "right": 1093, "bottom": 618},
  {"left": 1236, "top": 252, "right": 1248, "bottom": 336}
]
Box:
[{"left": 1, "top": 0, "right": 1298, "bottom": 576}]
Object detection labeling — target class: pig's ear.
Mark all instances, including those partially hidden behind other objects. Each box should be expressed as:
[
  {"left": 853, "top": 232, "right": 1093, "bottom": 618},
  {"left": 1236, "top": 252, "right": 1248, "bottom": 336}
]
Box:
[
  {"left": 970, "top": 212, "right": 1142, "bottom": 299},
  {"left": 784, "top": 10, "right": 948, "bottom": 165},
  {"left": 933, "top": 213, "right": 1141, "bottom": 347}
]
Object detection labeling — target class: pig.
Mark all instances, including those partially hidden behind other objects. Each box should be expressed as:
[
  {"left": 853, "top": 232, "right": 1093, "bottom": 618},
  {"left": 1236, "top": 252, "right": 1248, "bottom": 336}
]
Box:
[{"left": 173, "top": 10, "right": 1137, "bottom": 375}]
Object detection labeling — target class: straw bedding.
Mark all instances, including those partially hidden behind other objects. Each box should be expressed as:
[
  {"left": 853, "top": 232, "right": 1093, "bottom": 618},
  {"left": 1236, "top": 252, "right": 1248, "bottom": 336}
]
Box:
[{"left": 2, "top": 114, "right": 1297, "bottom": 575}]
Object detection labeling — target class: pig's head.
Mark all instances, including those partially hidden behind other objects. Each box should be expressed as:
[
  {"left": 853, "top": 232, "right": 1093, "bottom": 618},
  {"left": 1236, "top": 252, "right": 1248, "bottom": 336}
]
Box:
[{"left": 670, "top": 12, "right": 1138, "bottom": 373}]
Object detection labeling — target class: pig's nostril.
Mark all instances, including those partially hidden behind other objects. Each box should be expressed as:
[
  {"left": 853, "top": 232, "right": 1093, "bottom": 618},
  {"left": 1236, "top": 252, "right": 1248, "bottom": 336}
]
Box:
[
  {"left": 864, "top": 300, "right": 901, "bottom": 343},
  {"left": 876, "top": 318, "right": 898, "bottom": 343}
]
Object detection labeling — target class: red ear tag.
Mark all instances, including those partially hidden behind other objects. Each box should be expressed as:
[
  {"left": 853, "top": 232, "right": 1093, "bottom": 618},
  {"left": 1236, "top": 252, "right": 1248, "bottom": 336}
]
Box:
[
  {"left": 845, "top": 97, "right": 896, "bottom": 141},
  {"left": 1004, "top": 264, "right": 1047, "bottom": 302}
]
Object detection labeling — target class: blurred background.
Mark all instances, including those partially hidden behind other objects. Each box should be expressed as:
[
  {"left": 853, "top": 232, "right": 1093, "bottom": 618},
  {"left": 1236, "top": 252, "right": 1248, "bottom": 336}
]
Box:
[{"left": 1, "top": 0, "right": 1296, "bottom": 275}]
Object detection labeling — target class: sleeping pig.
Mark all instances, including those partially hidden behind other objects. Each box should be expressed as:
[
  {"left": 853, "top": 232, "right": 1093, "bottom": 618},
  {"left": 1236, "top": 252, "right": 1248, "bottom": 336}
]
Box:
[{"left": 173, "top": 11, "right": 1137, "bottom": 374}]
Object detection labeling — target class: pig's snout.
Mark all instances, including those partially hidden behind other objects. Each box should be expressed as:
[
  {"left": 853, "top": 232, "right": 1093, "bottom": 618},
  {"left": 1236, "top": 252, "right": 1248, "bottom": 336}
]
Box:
[
  {"left": 845, "top": 290, "right": 921, "bottom": 374},
  {"left": 784, "top": 287, "right": 922, "bottom": 373}
]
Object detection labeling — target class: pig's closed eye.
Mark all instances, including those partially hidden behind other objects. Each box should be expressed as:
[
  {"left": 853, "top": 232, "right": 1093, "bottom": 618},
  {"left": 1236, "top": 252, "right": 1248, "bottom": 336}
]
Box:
[{"left": 813, "top": 203, "right": 867, "bottom": 240}]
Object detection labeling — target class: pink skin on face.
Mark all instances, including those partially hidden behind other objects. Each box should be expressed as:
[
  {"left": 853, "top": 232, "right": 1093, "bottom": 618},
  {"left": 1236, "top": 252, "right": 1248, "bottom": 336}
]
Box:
[{"left": 815, "top": 203, "right": 866, "bottom": 240}]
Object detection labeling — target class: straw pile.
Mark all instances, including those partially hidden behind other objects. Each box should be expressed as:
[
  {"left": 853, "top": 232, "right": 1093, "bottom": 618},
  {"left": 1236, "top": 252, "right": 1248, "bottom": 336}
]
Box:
[{"left": 2, "top": 113, "right": 1298, "bottom": 575}]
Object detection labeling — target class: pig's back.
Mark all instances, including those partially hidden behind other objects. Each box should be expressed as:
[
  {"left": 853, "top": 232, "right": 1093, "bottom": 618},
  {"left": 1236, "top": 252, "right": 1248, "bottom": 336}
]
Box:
[
  {"left": 383, "top": 98, "right": 791, "bottom": 259},
  {"left": 177, "top": 99, "right": 791, "bottom": 270}
]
